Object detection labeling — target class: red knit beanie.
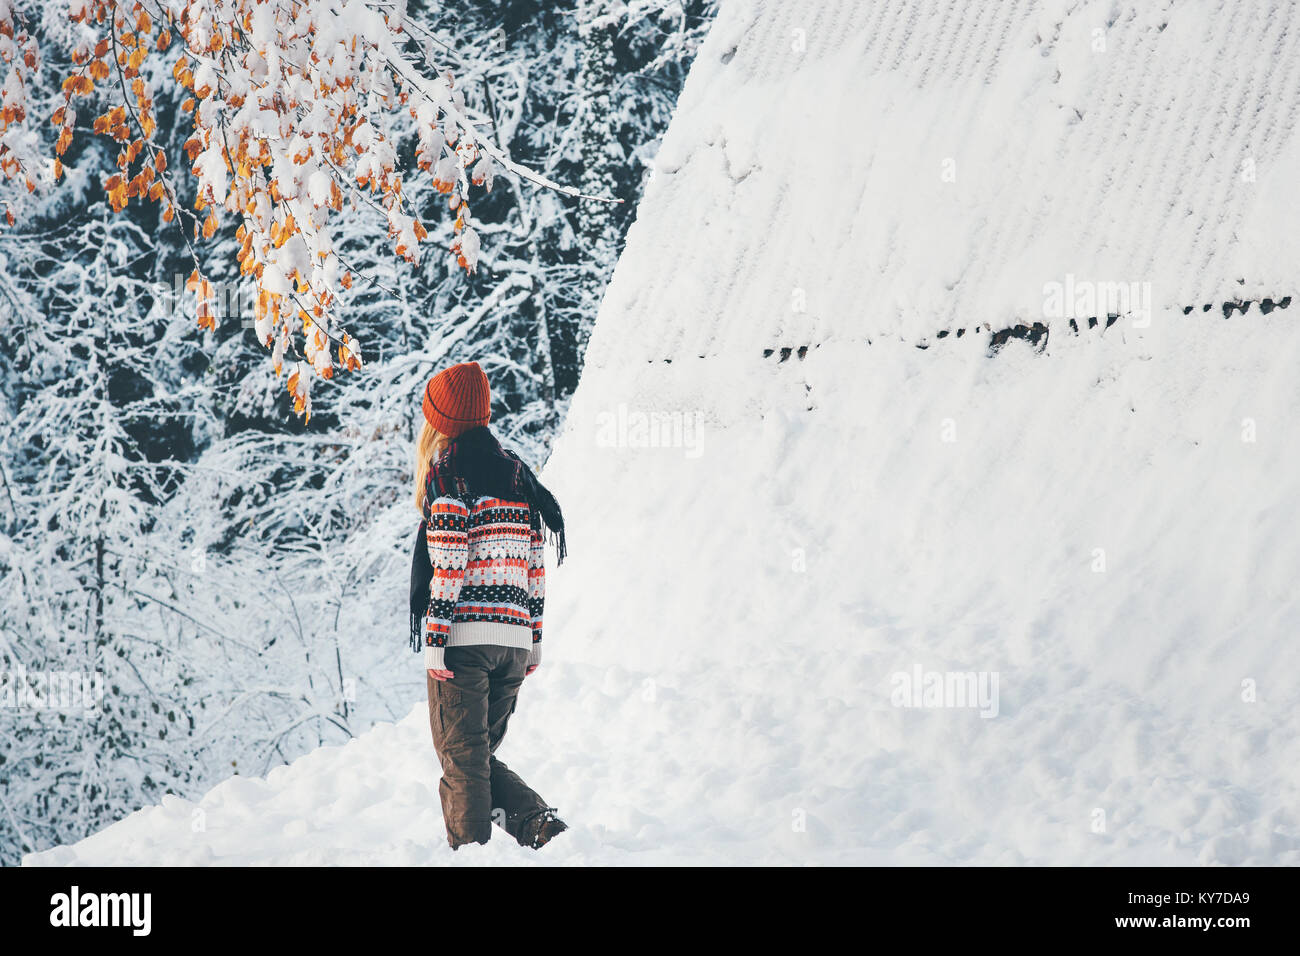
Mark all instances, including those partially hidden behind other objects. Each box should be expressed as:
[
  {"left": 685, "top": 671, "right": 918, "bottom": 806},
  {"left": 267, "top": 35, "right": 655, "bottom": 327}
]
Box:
[{"left": 422, "top": 362, "right": 491, "bottom": 437}]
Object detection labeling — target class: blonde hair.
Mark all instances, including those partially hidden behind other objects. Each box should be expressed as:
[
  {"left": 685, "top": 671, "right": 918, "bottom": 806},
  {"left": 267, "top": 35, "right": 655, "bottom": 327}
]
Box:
[{"left": 414, "top": 421, "right": 451, "bottom": 514}]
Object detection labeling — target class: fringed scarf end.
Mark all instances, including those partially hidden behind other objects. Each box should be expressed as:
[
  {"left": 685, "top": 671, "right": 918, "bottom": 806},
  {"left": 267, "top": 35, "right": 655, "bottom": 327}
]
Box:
[{"left": 409, "top": 609, "right": 423, "bottom": 653}]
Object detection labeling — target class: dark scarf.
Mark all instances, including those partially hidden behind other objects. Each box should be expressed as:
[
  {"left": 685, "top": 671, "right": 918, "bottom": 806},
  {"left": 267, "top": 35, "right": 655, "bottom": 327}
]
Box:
[{"left": 409, "top": 426, "right": 566, "bottom": 652}]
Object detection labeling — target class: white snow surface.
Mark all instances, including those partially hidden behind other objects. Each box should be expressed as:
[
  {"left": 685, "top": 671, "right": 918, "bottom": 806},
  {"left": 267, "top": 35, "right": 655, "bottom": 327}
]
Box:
[{"left": 27, "top": 0, "right": 1300, "bottom": 865}]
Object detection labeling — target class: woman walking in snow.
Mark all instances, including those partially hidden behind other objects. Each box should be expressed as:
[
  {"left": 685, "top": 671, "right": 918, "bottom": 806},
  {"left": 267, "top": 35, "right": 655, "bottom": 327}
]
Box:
[{"left": 409, "top": 361, "right": 568, "bottom": 850}]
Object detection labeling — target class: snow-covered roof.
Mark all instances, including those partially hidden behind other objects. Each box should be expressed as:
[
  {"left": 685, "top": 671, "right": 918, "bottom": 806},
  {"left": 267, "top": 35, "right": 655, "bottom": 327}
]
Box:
[{"left": 589, "top": 0, "right": 1300, "bottom": 363}]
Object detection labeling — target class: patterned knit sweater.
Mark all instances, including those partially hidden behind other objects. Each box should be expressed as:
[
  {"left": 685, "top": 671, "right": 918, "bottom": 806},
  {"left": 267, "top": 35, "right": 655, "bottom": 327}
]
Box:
[{"left": 422, "top": 491, "right": 544, "bottom": 671}]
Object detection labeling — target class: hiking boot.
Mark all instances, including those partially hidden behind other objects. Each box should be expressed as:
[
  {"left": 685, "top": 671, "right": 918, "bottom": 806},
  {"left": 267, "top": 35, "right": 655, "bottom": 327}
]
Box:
[{"left": 530, "top": 811, "right": 568, "bottom": 849}]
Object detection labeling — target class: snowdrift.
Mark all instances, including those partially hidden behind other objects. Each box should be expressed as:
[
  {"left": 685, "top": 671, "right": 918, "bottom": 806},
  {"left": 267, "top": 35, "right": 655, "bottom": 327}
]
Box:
[{"left": 28, "top": 0, "right": 1300, "bottom": 865}]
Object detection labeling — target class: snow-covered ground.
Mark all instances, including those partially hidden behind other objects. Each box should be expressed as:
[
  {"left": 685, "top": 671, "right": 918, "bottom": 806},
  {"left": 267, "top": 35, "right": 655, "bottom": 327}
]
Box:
[{"left": 27, "top": 0, "right": 1300, "bottom": 865}]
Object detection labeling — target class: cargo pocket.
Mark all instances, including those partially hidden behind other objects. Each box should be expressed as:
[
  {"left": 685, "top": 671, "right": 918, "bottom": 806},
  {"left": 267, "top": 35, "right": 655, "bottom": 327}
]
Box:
[{"left": 435, "top": 680, "right": 466, "bottom": 737}]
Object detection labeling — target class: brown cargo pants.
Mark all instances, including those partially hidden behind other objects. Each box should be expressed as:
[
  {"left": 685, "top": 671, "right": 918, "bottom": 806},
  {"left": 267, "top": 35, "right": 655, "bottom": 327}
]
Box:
[{"left": 426, "top": 644, "right": 552, "bottom": 849}]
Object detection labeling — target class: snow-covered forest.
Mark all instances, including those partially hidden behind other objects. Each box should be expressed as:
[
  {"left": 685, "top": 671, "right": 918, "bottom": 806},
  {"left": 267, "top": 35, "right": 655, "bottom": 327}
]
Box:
[{"left": 0, "top": 0, "right": 714, "bottom": 865}]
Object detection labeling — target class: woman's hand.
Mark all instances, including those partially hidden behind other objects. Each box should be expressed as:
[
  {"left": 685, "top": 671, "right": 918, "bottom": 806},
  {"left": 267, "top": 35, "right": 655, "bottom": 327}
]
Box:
[
  {"left": 525, "top": 664, "right": 539, "bottom": 676},
  {"left": 428, "top": 668, "right": 454, "bottom": 681}
]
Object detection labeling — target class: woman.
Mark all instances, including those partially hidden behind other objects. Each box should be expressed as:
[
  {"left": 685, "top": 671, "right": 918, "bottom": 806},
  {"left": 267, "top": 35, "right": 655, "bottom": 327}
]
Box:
[{"left": 408, "top": 361, "right": 568, "bottom": 850}]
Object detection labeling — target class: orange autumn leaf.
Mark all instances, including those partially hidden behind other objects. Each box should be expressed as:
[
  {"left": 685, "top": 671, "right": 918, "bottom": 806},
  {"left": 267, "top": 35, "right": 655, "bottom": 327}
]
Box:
[
  {"left": 184, "top": 269, "right": 214, "bottom": 299},
  {"left": 197, "top": 300, "right": 215, "bottom": 330},
  {"left": 273, "top": 213, "right": 295, "bottom": 247}
]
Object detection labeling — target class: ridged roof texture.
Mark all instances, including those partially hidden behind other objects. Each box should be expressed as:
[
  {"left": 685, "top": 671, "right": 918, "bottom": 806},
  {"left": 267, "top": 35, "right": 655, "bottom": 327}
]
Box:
[{"left": 586, "top": 0, "right": 1300, "bottom": 364}]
